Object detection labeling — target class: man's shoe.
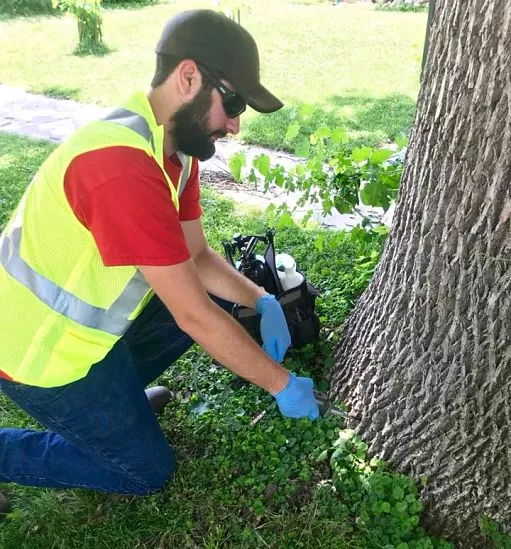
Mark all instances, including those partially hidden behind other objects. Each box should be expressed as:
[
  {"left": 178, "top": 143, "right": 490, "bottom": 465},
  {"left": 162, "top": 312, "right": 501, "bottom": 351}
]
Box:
[{"left": 145, "top": 386, "right": 173, "bottom": 415}]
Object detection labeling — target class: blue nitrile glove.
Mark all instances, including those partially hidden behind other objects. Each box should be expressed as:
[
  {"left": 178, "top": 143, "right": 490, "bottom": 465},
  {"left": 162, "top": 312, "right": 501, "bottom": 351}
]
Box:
[
  {"left": 272, "top": 372, "right": 319, "bottom": 420},
  {"left": 255, "top": 294, "right": 291, "bottom": 362}
]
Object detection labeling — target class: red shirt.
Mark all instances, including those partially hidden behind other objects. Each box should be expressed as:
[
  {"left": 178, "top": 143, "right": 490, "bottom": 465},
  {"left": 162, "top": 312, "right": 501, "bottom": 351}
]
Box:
[
  {"left": 0, "top": 146, "right": 200, "bottom": 382},
  {"left": 64, "top": 146, "right": 201, "bottom": 266}
]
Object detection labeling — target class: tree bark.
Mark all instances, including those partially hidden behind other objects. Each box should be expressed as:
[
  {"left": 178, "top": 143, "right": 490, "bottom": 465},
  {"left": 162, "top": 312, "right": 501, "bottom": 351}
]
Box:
[{"left": 330, "top": 1, "right": 511, "bottom": 546}]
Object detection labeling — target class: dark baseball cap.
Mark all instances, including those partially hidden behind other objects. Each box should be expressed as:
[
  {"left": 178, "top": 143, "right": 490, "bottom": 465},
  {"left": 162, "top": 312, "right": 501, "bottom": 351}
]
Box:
[{"left": 155, "top": 9, "right": 283, "bottom": 114}]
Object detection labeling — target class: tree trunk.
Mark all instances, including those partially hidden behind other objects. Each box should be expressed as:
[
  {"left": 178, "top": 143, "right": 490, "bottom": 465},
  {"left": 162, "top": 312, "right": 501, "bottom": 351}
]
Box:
[{"left": 330, "top": 1, "right": 511, "bottom": 546}]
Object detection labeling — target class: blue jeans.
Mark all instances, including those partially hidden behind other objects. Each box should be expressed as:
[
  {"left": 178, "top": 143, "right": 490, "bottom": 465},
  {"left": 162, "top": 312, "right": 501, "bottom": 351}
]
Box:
[{"left": 0, "top": 294, "right": 232, "bottom": 495}]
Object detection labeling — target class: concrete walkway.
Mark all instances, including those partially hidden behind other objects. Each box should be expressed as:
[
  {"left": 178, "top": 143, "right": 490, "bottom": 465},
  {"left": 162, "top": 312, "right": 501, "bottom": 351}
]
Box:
[{"left": 0, "top": 84, "right": 385, "bottom": 229}]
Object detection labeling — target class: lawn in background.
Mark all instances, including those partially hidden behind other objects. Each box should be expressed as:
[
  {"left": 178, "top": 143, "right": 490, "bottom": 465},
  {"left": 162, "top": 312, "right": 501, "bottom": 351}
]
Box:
[{"left": 0, "top": 0, "right": 427, "bottom": 147}]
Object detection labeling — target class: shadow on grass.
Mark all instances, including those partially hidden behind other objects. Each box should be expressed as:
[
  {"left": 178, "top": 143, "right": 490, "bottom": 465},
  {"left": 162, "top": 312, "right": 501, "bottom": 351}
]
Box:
[
  {"left": 101, "top": 0, "right": 160, "bottom": 11},
  {"left": 39, "top": 86, "right": 82, "bottom": 101},
  {"left": 73, "top": 43, "right": 113, "bottom": 57},
  {"left": 328, "top": 93, "right": 417, "bottom": 135},
  {"left": 0, "top": 10, "right": 59, "bottom": 21},
  {"left": 0, "top": 0, "right": 57, "bottom": 19},
  {"left": 241, "top": 93, "right": 417, "bottom": 152}
]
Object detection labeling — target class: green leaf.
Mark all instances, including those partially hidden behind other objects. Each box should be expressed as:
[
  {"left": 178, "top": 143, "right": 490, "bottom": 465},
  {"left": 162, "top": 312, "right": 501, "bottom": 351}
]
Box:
[
  {"left": 316, "top": 449, "right": 329, "bottom": 462},
  {"left": 314, "top": 234, "right": 325, "bottom": 252},
  {"left": 316, "top": 379, "right": 328, "bottom": 392},
  {"left": 395, "top": 501, "right": 408, "bottom": 513},
  {"left": 285, "top": 121, "right": 300, "bottom": 142},
  {"left": 228, "top": 151, "right": 245, "bottom": 181},
  {"left": 295, "top": 163, "right": 305, "bottom": 177},
  {"left": 334, "top": 195, "right": 355, "bottom": 214},
  {"left": 330, "top": 447, "right": 345, "bottom": 465},
  {"left": 301, "top": 209, "right": 314, "bottom": 227},
  {"left": 371, "top": 224, "right": 389, "bottom": 236},
  {"left": 299, "top": 104, "right": 315, "bottom": 116},
  {"left": 247, "top": 168, "right": 258, "bottom": 186},
  {"left": 294, "top": 137, "right": 310, "bottom": 158},
  {"left": 392, "top": 486, "right": 405, "bottom": 501},
  {"left": 395, "top": 134, "right": 409, "bottom": 148},
  {"left": 314, "top": 126, "right": 331, "bottom": 139},
  {"left": 331, "top": 128, "right": 349, "bottom": 144},
  {"left": 360, "top": 180, "right": 390, "bottom": 209},
  {"left": 369, "top": 148, "right": 393, "bottom": 165},
  {"left": 276, "top": 212, "right": 294, "bottom": 229},
  {"left": 252, "top": 154, "right": 270, "bottom": 177},
  {"left": 350, "top": 147, "right": 371, "bottom": 163},
  {"left": 191, "top": 401, "right": 211, "bottom": 415}
]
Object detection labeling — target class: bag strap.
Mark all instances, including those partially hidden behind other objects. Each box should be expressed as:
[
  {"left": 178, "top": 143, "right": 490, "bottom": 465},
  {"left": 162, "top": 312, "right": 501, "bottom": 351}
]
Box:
[{"left": 262, "top": 228, "right": 283, "bottom": 295}]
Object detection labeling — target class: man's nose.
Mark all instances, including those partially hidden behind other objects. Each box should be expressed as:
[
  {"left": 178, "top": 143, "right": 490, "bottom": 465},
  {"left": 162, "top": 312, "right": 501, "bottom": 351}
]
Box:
[{"left": 226, "top": 115, "right": 240, "bottom": 135}]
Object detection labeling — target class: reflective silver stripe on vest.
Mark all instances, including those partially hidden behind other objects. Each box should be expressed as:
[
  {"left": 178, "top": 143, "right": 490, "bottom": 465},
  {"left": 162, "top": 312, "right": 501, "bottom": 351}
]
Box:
[
  {"left": 104, "top": 108, "right": 191, "bottom": 196},
  {"left": 176, "top": 152, "right": 192, "bottom": 197},
  {"left": 0, "top": 225, "right": 149, "bottom": 337},
  {"left": 103, "top": 107, "right": 155, "bottom": 153}
]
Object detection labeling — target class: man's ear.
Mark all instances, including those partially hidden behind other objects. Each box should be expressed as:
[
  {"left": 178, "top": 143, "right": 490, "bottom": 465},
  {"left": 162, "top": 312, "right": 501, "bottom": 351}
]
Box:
[{"left": 176, "top": 59, "right": 202, "bottom": 99}]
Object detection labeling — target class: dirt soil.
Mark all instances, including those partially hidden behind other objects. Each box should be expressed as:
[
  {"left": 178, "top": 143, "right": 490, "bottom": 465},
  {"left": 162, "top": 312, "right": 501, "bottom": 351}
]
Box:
[{"left": 200, "top": 169, "right": 249, "bottom": 193}]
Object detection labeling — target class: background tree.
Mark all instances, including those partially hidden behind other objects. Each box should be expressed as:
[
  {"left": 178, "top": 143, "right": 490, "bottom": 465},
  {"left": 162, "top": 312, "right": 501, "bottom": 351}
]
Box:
[
  {"left": 329, "top": 0, "right": 511, "bottom": 546},
  {"left": 53, "top": 0, "right": 107, "bottom": 55}
]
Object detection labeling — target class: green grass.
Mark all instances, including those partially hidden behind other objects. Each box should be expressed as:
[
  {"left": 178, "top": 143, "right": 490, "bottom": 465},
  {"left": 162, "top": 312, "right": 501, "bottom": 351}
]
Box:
[
  {"left": 0, "top": 133, "right": 54, "bottom": 230},
  {"left": 0, "top": 132, "right": 455, "bottom": 549},
  {"left": 0, "top": 0, "right": 427, "bottom": 148}
]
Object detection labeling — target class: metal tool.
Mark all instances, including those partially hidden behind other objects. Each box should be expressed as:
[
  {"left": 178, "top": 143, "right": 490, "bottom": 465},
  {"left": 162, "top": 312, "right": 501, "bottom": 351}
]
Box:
[
  {"left": 250, "top": 391, "right": 349, "bottom": 425},
  {"left": 313, "top": 391, "right": 350, "bottom": 419}
]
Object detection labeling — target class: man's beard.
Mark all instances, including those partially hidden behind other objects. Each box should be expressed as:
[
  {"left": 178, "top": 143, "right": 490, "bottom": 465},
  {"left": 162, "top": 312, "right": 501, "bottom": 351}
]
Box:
[{"left": 170, "top": 86, "right": 226, "bottom": 161}]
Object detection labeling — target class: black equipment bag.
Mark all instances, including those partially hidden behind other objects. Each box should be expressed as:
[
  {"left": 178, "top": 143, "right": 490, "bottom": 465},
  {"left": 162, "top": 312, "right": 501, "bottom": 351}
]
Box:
[{"left": 222, "top": 228, "right": 320, "bottom": 349}]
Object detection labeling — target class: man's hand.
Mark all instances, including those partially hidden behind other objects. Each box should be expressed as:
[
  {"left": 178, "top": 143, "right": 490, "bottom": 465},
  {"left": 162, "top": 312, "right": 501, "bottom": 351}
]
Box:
[
  {"left": 255, "top": 294, "right": 291, "bottom": 362},
  {"left": 272, "top": 373, "right": 319, "bottom": 420}
]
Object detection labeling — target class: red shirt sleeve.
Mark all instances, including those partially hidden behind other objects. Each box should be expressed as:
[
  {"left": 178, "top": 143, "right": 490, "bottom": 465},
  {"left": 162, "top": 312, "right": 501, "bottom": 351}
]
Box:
[{"left": 64, "top": 146, "right": 201, "bottom": 267}]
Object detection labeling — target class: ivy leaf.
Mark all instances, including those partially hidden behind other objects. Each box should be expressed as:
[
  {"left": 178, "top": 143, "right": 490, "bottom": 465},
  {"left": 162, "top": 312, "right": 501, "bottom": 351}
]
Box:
[
  {"left": 285, "top": 121, "right": 301, "bottom": 142},
  {"left": 381, "top": 502, "right": 391, "bottom": 513},
  {"left": 360, "top": 180, "right": 391, "bottom": 210},
  {"left": 351, "top": 147, "right": 371, "bottom": 163},
  {"left": 392, "top": 486, "right": 405, "bottom": 501},
  {"left": 191, "top": 401, "right": 211, "bottom": 415},
  {"left": 330, "top": 447, "right": 345, "bottom": 465},
  {"left": 228, "top": 151, "right": 245, "bottom": 181},
  {"left": 253, "top": 154, "right": 270, "bottom": 177},
  {"left": 316, "top": 449, "right": 329, "bottom": 462},
  {"left": 369, "top": 148, "right": 393, "bottom": 165}
]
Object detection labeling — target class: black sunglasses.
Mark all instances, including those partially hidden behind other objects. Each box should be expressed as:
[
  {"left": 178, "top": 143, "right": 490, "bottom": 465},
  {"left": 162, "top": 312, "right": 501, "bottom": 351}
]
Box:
[{"left": 197, "top": 64, "right": 246, "bottom": 119}]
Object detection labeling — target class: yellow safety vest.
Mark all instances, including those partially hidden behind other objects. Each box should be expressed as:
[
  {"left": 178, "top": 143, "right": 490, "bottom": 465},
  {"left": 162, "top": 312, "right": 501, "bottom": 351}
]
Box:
[{"left": 0, "top": 91, "right": 192, "bottom": 387}]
